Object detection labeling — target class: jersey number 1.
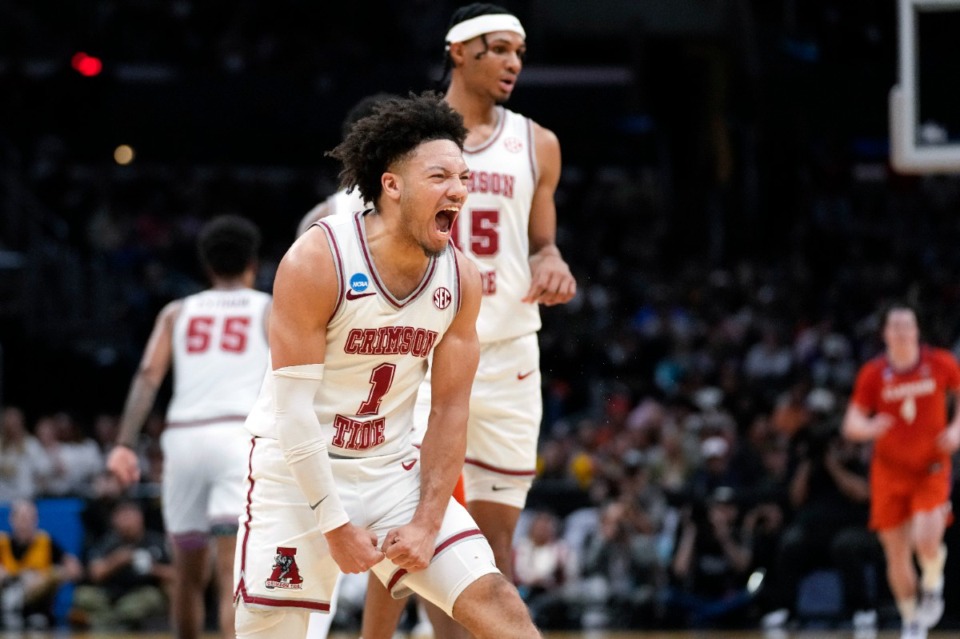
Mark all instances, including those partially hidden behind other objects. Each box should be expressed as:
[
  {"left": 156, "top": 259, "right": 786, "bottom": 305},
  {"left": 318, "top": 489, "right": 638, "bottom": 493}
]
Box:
[{"left": 357, "top": 363, "right": 396, "bottom": 416}]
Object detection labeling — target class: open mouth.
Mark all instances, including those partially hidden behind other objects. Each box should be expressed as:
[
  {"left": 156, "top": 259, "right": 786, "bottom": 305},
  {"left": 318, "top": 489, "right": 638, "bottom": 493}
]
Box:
[{"left": 435, "top": 209, "right": 456, "bottom": 234}]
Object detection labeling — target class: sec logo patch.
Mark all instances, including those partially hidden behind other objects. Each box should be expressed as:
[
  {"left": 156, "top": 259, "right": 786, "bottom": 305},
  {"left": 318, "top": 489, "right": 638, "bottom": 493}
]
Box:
[{"left": 433, "top": 287, "right": 451, "bottom": 309}]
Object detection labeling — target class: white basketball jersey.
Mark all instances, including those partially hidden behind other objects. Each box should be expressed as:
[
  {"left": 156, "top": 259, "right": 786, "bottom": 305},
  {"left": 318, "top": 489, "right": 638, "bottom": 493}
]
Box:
[
  {"left": 245, "top": 211, "right": 461, "bottom": 457},
  {"left": 457, "top": 106, "right": 539, "bottom": 343},
  {"left": 167, "top": 288, "right": 271, "bottom": 425}
]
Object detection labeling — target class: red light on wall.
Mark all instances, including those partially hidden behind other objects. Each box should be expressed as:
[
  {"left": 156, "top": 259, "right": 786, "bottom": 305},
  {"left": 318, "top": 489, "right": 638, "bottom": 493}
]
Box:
[{"left": 71, "top": 52, "right": 103, "bottom": 77}]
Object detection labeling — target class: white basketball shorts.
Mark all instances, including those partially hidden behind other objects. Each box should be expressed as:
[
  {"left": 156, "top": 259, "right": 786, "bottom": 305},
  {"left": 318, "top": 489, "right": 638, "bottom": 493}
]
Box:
[
  {"left": 414, "top": 333, "right": 541, "bottom": 508},
  {"left": 233, "top": 437, "right": 499, "bottom": 617},
  {"left": 161, "top": 421, "right": 249, "bottom": 546}
]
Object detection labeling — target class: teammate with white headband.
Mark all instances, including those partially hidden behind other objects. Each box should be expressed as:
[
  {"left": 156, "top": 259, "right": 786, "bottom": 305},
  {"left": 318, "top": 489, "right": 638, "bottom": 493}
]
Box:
[
  {"left": 360, "top": 4, "right": 577, "bottom": 639},
  {"left": 445, "top": 13, "right": 526, "bottom": 48}
]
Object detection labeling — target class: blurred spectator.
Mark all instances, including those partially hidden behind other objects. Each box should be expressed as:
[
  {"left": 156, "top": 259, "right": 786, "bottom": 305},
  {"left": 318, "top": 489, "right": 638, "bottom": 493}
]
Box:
[
  {"left": 648, "top": 423, "right": 695, "bottom": 498},
  {"left": 618, "top": 452, "right": 668, "bottom": 541},
  {"left": 35, "top": 413, "right": 104, "bottom": 498},
  {"left": 70, "top": 500, "right": 173, "bottom": 631},
  {"left": 729, "top": 414, "right": 775, "bottom": 490},
  {"left": 576, "top": 501, "right": 660, "bottom": 629},
  {"left": 80, "top": 471, "right": 127, "bottom": 556},
  {"left": 811, "top": 333, "right": 857, "bottom": 391},
  {"left": 771, "top": 381, "right": 814, "bottom": 438},
  {"left": 528, "top": 438, "right": 591, "bottom": 517},
  {"left": 91, "top": 414, "right": 120, "bottom": 456},
  {"left": 664, "top": 486, "right": 755, "bottom": 628},
  {"left": 0, "top": 499, "right": 83, "bottom": 630},
  {"left": 513, "top": 511, "right": 576, "bottom": 629},
  {"left": 759, "top": 418, "right": 883, "bottom": 630},
  {"left": 536, "top": 439, "right": 572, "bottom": 483},
  {"left": 683, "top": 435, "right": 743, "bottom": 506},
  {"left": 743, "top": 327, "right": 794, "bottom": 385},
  {"left": 739, "top": 428, "right": 792, "bottom": 580},
  {"left": 0, "top": 408, "right": 52, "bottom": 503}
]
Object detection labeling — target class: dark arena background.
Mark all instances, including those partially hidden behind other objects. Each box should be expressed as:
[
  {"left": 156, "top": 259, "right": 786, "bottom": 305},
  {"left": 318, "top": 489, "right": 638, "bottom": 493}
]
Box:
[{"left": 2, "top": 0, "right": 960, "bottom": 637}]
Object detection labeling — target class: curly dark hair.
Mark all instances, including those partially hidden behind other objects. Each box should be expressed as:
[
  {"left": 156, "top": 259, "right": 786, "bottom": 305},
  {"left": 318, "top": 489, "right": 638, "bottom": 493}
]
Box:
[
  {"left": 197, "top": 214, "right": 260, "bottom": 277},
  {"left": 339, "top": 92, "right": 398, "bottom": 140},
  {"left": 326, "top": 91, "right": 468, "bottom": 206}
]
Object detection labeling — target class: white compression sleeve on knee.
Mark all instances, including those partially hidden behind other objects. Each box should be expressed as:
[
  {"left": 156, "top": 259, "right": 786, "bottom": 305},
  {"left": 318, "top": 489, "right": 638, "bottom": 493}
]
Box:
[{"left": 272, "top": 364, "right": 349, "bottom": 533}]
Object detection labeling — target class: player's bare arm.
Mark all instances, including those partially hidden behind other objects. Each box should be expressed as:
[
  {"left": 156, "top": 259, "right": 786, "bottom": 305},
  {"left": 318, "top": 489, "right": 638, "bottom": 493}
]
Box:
[
  {"left": 523, "top": 121, "right": 576, "bottom": 306},
  {"left": 842, "top": 402, "right": 894, "bottom": 442},
  {"left": 384, "top": 252, "right": 481, "bottom": 572},
  {"left": 269, "top": 232, "right": 337, "bottom": 369},
  {"left": 271, "top": 231, "right": 385, "bottom": 574},
  {"left": 107, "top": 299, "right": 180, "bottom": 486},
  {"left": 937, "top": 388, "right": 960, "bottom": 453}
]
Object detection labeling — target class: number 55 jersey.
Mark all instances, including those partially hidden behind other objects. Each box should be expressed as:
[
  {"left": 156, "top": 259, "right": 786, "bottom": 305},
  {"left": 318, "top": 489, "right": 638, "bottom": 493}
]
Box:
[
  {"left": 167, "top": 287, "right": 272, "bottom": 426},
  {"left": 164, "top": 283, "right": 271, "bottom": 540}
]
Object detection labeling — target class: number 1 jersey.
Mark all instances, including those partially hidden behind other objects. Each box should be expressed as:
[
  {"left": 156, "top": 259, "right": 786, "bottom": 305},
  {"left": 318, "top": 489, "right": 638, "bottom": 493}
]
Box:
[{"left": 245, "top": 212, "right": 462, "bottom": 457}]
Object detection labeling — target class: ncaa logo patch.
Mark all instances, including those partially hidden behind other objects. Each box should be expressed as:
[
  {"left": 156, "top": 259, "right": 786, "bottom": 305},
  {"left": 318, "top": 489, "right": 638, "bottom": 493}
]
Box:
[
  {"left": 504, "top": 136, "right": 523, "bottom": 153},
  {"left": 349, "top": 273, "right": 370, "bottom": 293},
  {"left": 434, "top": 287, "right": 452, "bottom": 310}
]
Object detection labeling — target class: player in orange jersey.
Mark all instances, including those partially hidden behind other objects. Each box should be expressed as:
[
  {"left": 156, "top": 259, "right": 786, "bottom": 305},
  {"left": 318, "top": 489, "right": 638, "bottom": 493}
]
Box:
[{"left": 843, "top": 302, "right": 960, "bottom": 639}]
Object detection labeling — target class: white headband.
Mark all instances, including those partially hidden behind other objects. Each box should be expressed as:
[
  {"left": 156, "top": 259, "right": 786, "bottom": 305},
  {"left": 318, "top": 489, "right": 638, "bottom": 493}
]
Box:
[{"left": 445, "top": 14, "right": 526, "bottom": 44}]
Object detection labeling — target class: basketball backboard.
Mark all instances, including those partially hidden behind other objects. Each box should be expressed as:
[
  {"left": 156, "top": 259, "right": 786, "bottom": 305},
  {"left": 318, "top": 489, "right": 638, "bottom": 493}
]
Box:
[{"left": 890, "top": 0, "right": 960, "bottom": 173}]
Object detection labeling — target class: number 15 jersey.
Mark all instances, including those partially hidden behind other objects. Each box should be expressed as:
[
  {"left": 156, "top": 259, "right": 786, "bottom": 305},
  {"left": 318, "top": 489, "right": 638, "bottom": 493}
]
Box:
[{"left": 457, "top": 106, "right": 538, "bottom": 344}]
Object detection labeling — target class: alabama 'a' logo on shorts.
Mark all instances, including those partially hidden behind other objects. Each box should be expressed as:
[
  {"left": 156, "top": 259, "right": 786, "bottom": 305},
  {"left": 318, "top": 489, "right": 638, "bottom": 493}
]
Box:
[{"left": 265, "top": 546, "right": 303, "bottom": 590}]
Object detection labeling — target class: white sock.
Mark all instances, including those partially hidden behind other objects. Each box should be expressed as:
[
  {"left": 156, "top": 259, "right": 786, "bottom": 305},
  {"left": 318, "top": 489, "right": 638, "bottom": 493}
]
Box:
[
  {"left": 919, "top": 543, "right": 947, "bottom": 592},
  {"left": 897, "top": 597, "right": 917, "bottom": 622}
]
